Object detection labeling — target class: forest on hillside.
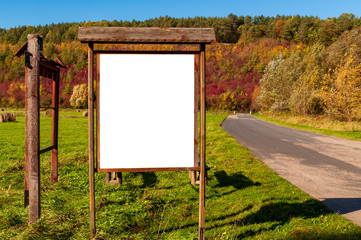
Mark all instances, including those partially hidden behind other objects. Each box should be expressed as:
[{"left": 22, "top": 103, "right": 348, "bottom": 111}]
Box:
[{"left": 1, "top": 13, "right": 361, "bottom": 120}]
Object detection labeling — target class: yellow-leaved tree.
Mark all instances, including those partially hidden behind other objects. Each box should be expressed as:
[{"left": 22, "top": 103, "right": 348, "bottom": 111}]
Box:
[
  {"left": 320, "top": 46, "right": 361, "bottom": 121},
  {"left": 289, "top": 43, "right": 324, "bottom": 115},
  {"left": 70, "top": 84, "right": 88, "bottom": 108}
]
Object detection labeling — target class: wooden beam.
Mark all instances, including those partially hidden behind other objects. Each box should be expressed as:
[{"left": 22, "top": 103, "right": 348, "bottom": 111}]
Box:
[
  {"left": 54, "top": 57, "right": 66, "bottom": 68},
  {"left": 15, "top": 42, "right": 28, "bottom": 57},
  {"left": 39, "top": 145, "right": 55, "bottom": 154},
  {"left": 40, "top": 60, "right": 59, "bottom": 71},
  {"left": 39, "top": 65, "right": 57, "bottom": 79},
  {"left": 97, "top": 167, "right": 201, "bottom": 173},
  {"left": 190, "top": 54, "right": 200, "bottom": 186},
  {"left": 105, "top": 172, "right": 111, "bottom": 184},
  {"left": 105, "top": 172, "right": 122, "bottom": 185},
  {"left": 51, "top": 69, "right": 60, "bottom": 184},
  {"left": 27, "top": 34, "right": 41, "bottom": 223},
  {"left": 78, "top": 27, "right": 216, "bottom": 44},
  {"left": 88, "top": 43, "right": 96, "bottom": 239},
  {"left": 93, "top": 50, "right": 201, "bottom": 54},
  {"left": 199, "top": 44, "right": 206, "bottom": 240},
  {"left": 96, "top": 54, "right": 100, "bottom": 173},
  {"left": 24, "top": 67, "right": 29, "bottom": 208}
]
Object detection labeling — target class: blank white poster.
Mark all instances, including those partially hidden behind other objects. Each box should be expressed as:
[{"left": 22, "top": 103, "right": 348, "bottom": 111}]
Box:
[{"left": 99, "top": 54, "right": 195, "bottom": 169}]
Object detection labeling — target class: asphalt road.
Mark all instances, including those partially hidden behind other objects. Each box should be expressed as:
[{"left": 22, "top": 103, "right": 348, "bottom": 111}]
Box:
[{"left": 222, "top": 113, "right": 361, "bottom": 226}]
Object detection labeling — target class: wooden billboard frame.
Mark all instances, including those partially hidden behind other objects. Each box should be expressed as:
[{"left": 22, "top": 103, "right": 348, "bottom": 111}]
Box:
[
  {"left": 96, "top": 52, "right": 198, "bottom": 173},
  {"left": 78, "top": 27, "right": 215, "bottom": 240},
  {"left": 16, "top": 35, "right": 66, "bottom": 222}
]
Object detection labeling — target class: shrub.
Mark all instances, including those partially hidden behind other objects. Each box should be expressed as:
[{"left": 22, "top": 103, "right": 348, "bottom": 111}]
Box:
[
  {"left": 69, "top": 84, "right": 88, "bottom": 108},
  {"left": 257, "top": 53, "right": 303, "bottom": 112}
]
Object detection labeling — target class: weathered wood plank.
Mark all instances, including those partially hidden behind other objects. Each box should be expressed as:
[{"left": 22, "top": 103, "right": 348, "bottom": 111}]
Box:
[
  {"left": 190, "top": 54, "right": 200, "bottom": 186},
  {"left": 199, "top": 43, "right": 206, "bottom": 240},
  {"left": 88, "top": 43, "right": 96, "bottom": 239},
  {"left": 105, "top": 172, "right": 122, "bottom": 185},
  {"left": 105, "top": 172, "right": 111, "bottom": 184},
  {"left": 27, "top": 34, "right": 41, "bottom": 223},
  {"left": 39, "top": 145, "right": 55, "bottom": 154},
  {"left": 96, "top": 53, "right": 100, "bottom": 171},
  {"left": 51, "top": 69, "right": 59, "bottom": 184},
  {"left": 93, "top": 50, "right": 201, "bottom": 54},
  {"left": 24, "top": 67, "right": 29, "bottom": 207},
  {"left": 78, "top": 27, "right": 216, "bottom": 44},
  {"left": 97, "top": 167, "right": 201, "bottom": 173}
]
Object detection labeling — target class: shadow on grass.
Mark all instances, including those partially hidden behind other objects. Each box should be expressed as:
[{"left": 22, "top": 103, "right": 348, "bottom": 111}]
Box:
[
  {"left": 241, "top": 199, "right": 330, "bottom": 225},
  {"left": 166, "top": 199, "right": 344, "bottom": 238},
  {"left": 214, "top": 170, "right": 261, "bottom": 190},
  {"left": 163, "top": 204, "right": 253, "bottom": 232},
  {"left": 234, "top": 199, "right": 333, "bottom": 238},
  {"left": 123, "top": 172, "right": 158, "bottom": 188},
  {"left": 140, "top": 172, "right": 158, "bottom": 188}
]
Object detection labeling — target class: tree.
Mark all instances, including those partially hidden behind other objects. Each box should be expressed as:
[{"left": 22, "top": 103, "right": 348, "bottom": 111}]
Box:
[
  {"left": 214, "top": 14, "right": 240, "bottom": 43},
  {"left": 251, "top": 85, "right": 261, "bottom": 111},
  {"left": 281, "top": 16, "right": 301, "bottom": 41},
  {"left": 337, "top": 13, "right": 356, "bottom": 32},
  {"left": 45, "top": 30, "right": 56, "bottom": 43},
  {"left": 274, "top": 20, "right": 285, "bottom": 38},
  {"left": 62, "top": 25, "right": 78, "bottom": 42},
  {"left": 70, "top": 84, "right": 88, "bottom": 108},
  {"left": 19, "top": 26, "right": 36, "bottom": 43},
  {"left": 323, "top": 27, "right": 361, "bottom": 71},
  {"left": 320, "top": 46, "right": 361, "bottom": 120},
  {"left": 44, "top": 44, "right": 56, "bottom": 59},
  {"left": 257, "top": 53, "right": 303, "bottom": 111},
  {"left": 289, "top": 43, "right": 324, "bottom": 115},
  {"left": 4, "top": 26, "right": 26, "bottom": 44},
  {"left": 0, "top": 45, "right": 10, "bottom": 69},
  {"left": 318, "top": 19, "right": 340, "bottom": 46},
  {"left": 218, "top": 87, "right": 249, "bottom": 111},
  {"left": 297, "top": 16, "right": 319, "bottom": 44}
]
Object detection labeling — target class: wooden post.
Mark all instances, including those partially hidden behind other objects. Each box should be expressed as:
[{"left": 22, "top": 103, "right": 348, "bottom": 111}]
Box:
[
  {"left": 24, "top": 67, "right": 29, "bottom": 207},
  {"left": 88, "top": 42, "right": 96, "bottom": 239},
  {"left": 51, "top": 69, "right": 60, "bottom": 184},
  {"left": 190, "top": 54, "right": 200, "bottom": 185},
  {"left": 105, "top": 172, "right": 122, "bottom": 185},
  {"left": 105, "top": 172, "right": 111, "bottom": 184},
  {"left": 199, "top": 44, "right": 206, "bottom": 239},
  {"left": 27, "top": 34, "right": 41, "bottom": 223}
]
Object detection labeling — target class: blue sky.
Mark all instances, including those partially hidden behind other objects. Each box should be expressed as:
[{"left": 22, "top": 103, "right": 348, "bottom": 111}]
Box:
[{"left": 1, "top": 0, "right": 361, "bottom": 29}]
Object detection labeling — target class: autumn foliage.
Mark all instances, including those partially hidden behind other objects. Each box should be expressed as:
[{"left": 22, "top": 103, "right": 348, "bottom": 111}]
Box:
[
  {"left": 1, "top": 14, "right": 361, "bottom": 119},
  {"left": 257, "top": 28, "right": 361, "bottom": 121},
  {"left": 320, "top": 46, "right": 361, "bottom": 121},
  {"left": 0, "top": 37, "right": 297, "bottom": 111},
  {"left": 70, "top": 84, "right": 88, "bottom": 108}
]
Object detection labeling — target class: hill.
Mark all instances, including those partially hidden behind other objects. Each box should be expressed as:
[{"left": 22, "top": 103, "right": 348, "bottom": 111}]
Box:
[{"left": 1, "top": 13, "right": 361, "bottom": 116}]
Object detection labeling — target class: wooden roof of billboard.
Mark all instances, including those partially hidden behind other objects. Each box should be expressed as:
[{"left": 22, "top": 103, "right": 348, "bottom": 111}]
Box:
[
  {"left": 15, "top": 42, "right": 66, "bottom": 69},
  {"left": 77, "top": 27, "right": 216, "bottom": 44}
]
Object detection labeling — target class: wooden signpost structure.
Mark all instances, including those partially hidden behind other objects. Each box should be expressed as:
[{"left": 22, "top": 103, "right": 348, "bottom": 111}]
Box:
[
  {"left": 78, "top": 27, "right": 215, "bottom": 239},
  {"left": 16, "top": 34, "right": 66, "bottom": 222}
]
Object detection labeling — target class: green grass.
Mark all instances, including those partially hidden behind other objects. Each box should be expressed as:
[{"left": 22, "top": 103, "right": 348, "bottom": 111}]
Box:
[
  {"left": 253, "top": 112, "right": 361, "bottom": 141},
  {"left": 0, "top": 111, "right": 360, "bottom": 239}
]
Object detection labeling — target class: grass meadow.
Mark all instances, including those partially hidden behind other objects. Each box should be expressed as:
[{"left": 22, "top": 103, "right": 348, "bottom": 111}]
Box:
[
  {"left": 0, "top": 111, "right": 360, "bottom": 239},
  {"left": 254, "top": 112, "right": 361, "bottom": 141}
]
